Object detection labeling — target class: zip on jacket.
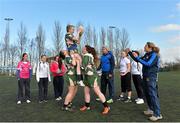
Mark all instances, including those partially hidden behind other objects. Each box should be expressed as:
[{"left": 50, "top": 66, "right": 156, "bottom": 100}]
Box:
[
  {"left": 17, "top": 61, "right": 32, "bottom": 79},
  {"left": 36, "top": 61, "right": 51, "bottom": 82}
]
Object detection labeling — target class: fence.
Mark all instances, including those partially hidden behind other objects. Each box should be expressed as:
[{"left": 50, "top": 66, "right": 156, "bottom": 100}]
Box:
[{"left": 0, "top": 67, "right": 17, "bottom": 76}]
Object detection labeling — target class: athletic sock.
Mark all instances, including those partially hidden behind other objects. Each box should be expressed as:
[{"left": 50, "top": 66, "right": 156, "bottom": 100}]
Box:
[
  {"left": 77, "top": 75, "right": 81, "bottom": 81},
  {"left": 63, "top": 104, "right": 68, "bottom": 108},
  {"left": 85, "top": 102, "right": 90, "bottom": 107},
  {"left": 81, "top": 74, "right": 83, "bottom": 80},
  {"left": 128, "top": 96, "right": 131, "bottom": 99},
  {"left": 102, "top": 101, "right": 108, "bottom": 107}
]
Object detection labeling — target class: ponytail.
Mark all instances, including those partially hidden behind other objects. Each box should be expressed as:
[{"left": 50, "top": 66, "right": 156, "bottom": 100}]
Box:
[
  {"left": 146, "top": 42, "right": 160, "bottom": 55},
  {"left": 85, "top": 45, "right": 99, "bottom": 66},
  {"left": 152, "top": 46, "right": 160, "bottom": 55},
  {"left": 58, "top": 51, "right": 65, "bottom": 69}
]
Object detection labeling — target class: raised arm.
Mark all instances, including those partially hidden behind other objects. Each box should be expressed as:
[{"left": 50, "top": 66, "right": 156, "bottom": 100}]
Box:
[{"left": 136, "top": 52, "right": 158, "bottom": 67}]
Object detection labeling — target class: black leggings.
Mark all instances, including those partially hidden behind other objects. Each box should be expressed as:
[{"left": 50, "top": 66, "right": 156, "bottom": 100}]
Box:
[
  {"left": 132, "top": 75, "right": 144, "bottom": 98},
  {"left": 53, "top": 76, "right": 64, "bottom": 98},
  {"left": 121, "top": 72, "right": 132, "bottom": 92},
  {"left": 38, "top": 78, "right": 48, "bottom": 101}
]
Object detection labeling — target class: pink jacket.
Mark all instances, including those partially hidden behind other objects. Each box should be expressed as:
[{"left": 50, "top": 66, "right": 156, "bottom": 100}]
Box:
[
  {"left": 50, "top": 61, "right": 67, "bottom": 77},
  {"left": 17, "top": 61, "right": 32, "bottom": 79}
]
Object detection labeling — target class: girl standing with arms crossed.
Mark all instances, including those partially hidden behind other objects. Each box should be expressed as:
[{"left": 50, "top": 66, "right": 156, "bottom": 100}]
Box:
[
  {"left": 50, "top": 55, "right": 67, "bottom": 101},
  {"left": 16, "top": 53, "right": 32, "bottom": 104}
]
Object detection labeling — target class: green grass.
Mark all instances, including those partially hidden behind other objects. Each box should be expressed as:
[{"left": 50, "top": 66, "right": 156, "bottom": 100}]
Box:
[{"left": 0, "top": 71, "right": 180, "bottom": 122}]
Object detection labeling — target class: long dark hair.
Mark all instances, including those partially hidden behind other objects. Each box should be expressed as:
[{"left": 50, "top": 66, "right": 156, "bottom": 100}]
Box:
[
  {"left": 85, "top": 45, "right": 98, "bottom": 65},
  {"left": 58, "top": 51, "right": 65, "bottom": 69},
  {"left": 21, "top": 53, "right": 28, "bottom": 61}
]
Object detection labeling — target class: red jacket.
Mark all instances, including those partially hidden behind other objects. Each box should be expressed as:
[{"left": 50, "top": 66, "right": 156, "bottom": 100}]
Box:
[{"left": 50, "top": 61, "right": 67, "bottom": 77}]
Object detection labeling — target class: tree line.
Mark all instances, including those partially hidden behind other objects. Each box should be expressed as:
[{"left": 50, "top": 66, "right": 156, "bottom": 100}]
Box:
[{"left": 0, "top": 21, "right": 131, "bottom": 68}]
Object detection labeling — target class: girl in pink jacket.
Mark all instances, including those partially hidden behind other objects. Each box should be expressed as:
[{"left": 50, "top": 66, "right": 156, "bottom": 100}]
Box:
[{"left": 16, "top": 53, "right": 32, "bottom": 104}]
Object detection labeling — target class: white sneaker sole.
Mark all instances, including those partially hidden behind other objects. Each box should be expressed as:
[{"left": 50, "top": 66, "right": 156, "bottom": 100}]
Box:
[{"left": 136, "top": 102, "right": 144, "bottom": 104}]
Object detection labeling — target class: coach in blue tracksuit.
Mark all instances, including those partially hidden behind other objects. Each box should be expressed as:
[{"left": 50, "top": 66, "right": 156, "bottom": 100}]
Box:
[
  {"left": 127, "top": 42, "right": 162, "bottom": 122},
  {"left": 97, "top": 46, "right": 115, "bottom": 104}
]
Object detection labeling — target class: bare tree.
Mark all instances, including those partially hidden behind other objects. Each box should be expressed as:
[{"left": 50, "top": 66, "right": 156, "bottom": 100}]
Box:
[
  {"left": 3, "top": 24, "right": 10, "bottom": 66},
  {"left": 0, "top": 42, "right": 3, "bottom": 66},
  {"left": 175, "top": 57, "right": 180, "bottom": 64},
  {"left": 84, "top": 24, "right": 93, "bottom": 45},
  {"left": 17, "top": 22, "right": 27, "bottom": 57},
  {"left": 36, "top": 24, "right": 46, "bottom": 60},
  {"left": 92, "top": 27, "right": 99, "bottom": 52},
  {"left": 119, "top": 28, "right": 131, "bottom": 51},
  {"left": 52, "top": 21, "right": 63, "bottom": 54},
  {"left": 76, "top": 21, "right": 84, "bottom": 52},
  {"left": 114, "top": 28, "right": 120, "bottom": 66},
  {"left": 107, "top": 28, "right": 114, "bottom": 51},
  {"left": 99, "top": 27, "right": 106, "bottom": 48},
  {"left": 28, "top": 39, "right": 36, "bottom": 63},
  {"left": 9, "top": 44, "right": 18, "bottom": 67}
]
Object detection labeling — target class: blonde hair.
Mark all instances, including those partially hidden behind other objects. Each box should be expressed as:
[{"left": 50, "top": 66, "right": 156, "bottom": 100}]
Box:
[{"left": 146, "top": 42, "right": 160, "bottom": 55}]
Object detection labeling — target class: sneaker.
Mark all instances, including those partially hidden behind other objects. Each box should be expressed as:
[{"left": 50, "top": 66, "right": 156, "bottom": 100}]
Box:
[
  {"left": 58, "top": 97, "right": 62, "bottom": 100},
  {"left": 124, "top": 98, "right": 132, "bottom": 103},
  {"left": 56, "top": 97, "right": 62, "bottom": 101},
  {"left": 77, "top": 80, "right": 85, "bottom": 87},
  {"left": 117, "top": 96, "right": 125, "bottom": 101},
  {"left": 68, "top": 102, "right": 73, "bottom": 108},
  {"left": 102, "top": 107, "right": 110, "bottom": 115},
  {"left": 26, "top": 100, "right": 31, "bottom": 104},
  {"left": 80, "top": 106, "right": 91, "bottom": 111},
  {"left": 144, "top": 109, "right": 154, "bottom": 116},
  {"left": 136, "top": 99, "right": 144, "bottom": 104},
  {"left": 96, "top": 98, "right": 100, "bottom": 101},
  {"left": 149, "top": 115, "right": 163, "bottom": 121},
  {"left": 61, "top": 106, "right": 74, "bottom": 112},
  {"left": 135, "top": 98, "right": 140, "bottom": 102},
  {"left": 17, "top": 101, "right": 21, "bottom": 105},
  {"left": 39, "top": 101, "right": 43, "bottom": 104},
  {"left": 44, "top": 100, "right": 48, "bottom": 103},
  {"left": 107, "top": 99, "right": 114, "bottom": 104}
]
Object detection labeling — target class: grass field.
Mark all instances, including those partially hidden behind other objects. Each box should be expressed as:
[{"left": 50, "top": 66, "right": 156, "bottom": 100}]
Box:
[{"left": 0, "top": 70, "right": 180, "bottom": 122}]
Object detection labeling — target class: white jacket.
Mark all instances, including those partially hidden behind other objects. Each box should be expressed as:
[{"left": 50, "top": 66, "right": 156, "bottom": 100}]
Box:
[
  {"left": 131, "top": 61, "right": 143, "bottom": 77},
  {"left": 36, "top": 61, "right": 51, "bottom": 82}
]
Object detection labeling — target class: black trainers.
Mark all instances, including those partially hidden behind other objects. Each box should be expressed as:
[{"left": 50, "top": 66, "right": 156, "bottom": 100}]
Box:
[
  {"left": 68, "top": 102, "right": 73, "bottom": 108},
  {"left": 44, "top": 100, "right": 48, "bottom": 103},
  {"left": 61, "top": 106, "right": 74, "bottom": 112},
  {"left": 124, "top": 98, "right": 132, "bottom": 103},
  {"left": 117, "top": 96, "right": 125, "bottom": 101},
  {"left": 39, "top": 100, "right": 43, "bottom": 104}
]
